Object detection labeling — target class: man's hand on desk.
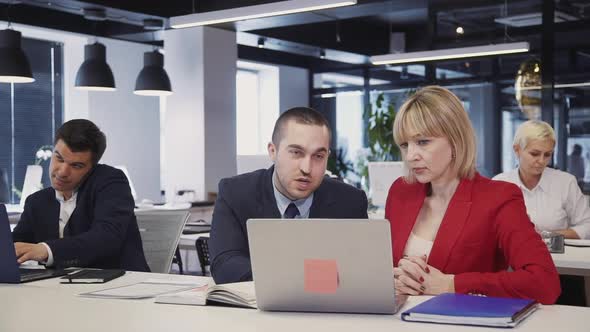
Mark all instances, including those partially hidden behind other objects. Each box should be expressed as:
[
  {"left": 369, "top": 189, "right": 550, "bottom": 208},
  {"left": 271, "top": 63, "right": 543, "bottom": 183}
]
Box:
[{"left": 14, "top": 242, "right": 49, "bottom": 264}]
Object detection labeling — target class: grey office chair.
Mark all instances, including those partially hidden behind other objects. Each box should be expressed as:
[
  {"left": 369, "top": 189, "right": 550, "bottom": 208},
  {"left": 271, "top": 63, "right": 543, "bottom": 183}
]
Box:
[{"left": 135, "top": 209, "right": 189, "bottom": 273}]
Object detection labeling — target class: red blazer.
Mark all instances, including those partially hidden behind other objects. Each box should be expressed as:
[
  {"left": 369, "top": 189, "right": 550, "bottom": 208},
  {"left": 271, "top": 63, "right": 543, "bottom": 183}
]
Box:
[{"left": 385, "top": 173, "right": 560, "bottom": 304}]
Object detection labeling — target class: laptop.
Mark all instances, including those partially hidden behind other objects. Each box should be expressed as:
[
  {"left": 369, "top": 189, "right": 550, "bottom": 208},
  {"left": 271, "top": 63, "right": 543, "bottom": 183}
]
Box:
[
  {"left": 247, "top": 218, "right": 406, "bottom": 314},
  {"left": 0, "top": 204, "right": 68, "bottom": 283}
]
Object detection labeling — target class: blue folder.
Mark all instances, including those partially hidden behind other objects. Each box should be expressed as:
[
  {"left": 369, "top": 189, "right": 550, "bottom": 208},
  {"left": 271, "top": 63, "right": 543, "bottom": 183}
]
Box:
[{"left": 401, "top": 293, "right": 538, "bottom": 328}]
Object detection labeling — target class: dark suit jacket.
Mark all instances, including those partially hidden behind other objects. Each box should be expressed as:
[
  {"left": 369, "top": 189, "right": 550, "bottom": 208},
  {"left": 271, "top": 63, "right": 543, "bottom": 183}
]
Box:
[
  {"left": 385, "top": 173, "right": 560, "bottom": 304},
  {"left": 209, "top": 166, "right": 368, "bottom": 284},
  {"left": 12, "top": 164, "right": 150, "bottom": 272}
]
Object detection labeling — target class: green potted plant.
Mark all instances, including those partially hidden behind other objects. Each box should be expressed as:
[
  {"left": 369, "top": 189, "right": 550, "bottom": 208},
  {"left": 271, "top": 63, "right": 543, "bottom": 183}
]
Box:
[
  {"left": 327, "top": 147, "right": 354, "bottom": 180},
  {"left": 364, "top": 92, "right": 400, "bottom": 162},
  {"left": 356, "top": 92, "right": 402, "bottom": 190}
]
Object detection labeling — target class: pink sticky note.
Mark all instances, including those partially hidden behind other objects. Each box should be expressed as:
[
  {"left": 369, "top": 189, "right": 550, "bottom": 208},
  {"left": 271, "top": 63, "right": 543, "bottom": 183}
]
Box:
[{"left": 304, "top": 259, "right": 339, "bottom": 294}]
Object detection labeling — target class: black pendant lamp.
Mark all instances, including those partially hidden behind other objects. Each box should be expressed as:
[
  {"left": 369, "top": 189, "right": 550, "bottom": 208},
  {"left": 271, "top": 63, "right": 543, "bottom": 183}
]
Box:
[
  {"left": 75, "top": 42, "right": 116, "bottom": 91},
  {"left": 134, "top": 50, "right": 172, "bottom": 96},
  {"left": 0, "top": 29, "right": 34, "bottom": 83}
]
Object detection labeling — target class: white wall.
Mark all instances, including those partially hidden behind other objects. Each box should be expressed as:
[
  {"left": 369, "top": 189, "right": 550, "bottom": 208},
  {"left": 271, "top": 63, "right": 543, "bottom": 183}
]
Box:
[
  {"left": 279, "top": 65, "right": 309, "bottom": 112},
  {"left": 164, "top": 27, "right": 237, "bottom": 201},
  {"left": 203, "top": 28, "right": 238, "bottom": 196},
  {"left": 164, "top": 27, "right": 206, "bottom": 201},
  {"left": 85, "top": 38, "right": 161, "bottom": 201},
  {"left": 8, "top": 22, "right": 161, "bottom": 201}
]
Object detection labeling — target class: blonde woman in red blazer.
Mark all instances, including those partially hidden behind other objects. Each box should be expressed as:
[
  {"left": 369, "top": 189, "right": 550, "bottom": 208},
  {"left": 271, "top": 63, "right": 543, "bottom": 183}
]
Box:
[{"left": 386, "top": 86, "right": 560, "bottom": 304}]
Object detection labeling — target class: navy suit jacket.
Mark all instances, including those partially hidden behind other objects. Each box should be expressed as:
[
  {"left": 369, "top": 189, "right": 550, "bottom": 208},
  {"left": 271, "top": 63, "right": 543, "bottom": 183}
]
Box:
[
  {"left": 12, "top": 164, "right": 150, "bottom": 272},
  {"left": 209, "top": 166, "right": 368, "bottom": 284}
]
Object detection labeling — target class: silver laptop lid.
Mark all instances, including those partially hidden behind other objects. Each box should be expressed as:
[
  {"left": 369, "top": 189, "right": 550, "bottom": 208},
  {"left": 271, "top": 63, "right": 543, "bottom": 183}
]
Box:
[{"left": 247, "top": 218, "right": 396, "bottom": 314}]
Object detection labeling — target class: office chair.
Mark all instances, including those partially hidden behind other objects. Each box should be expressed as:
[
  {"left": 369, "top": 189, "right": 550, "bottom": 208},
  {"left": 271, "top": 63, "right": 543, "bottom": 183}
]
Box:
[
  {"left": 172, "top": 247, "right": 184, "bottom": 274},
  {"left": 136, "top": 210, "right": 189, "bottom": 273},
  {"left": 195, "top": 236, "right": 210, "bottom": 276}
]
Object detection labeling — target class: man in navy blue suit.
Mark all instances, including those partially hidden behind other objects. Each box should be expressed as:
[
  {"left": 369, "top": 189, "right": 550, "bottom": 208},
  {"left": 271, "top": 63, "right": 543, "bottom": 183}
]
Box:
[
  {"left": 209, "top": 107, "right": 368, "bottom": 284},
  {"left": 12, "top": 119, "right": 149, "bottom": 271}
]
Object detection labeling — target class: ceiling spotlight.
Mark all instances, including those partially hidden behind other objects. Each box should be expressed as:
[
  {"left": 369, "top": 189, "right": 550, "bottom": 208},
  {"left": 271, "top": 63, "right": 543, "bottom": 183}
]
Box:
[
  {"left": 75, "top": 42, "right": 116, "bottom": 91},
  {"left": 134, "top": 50, "right": 172, "bottom": 97},
  {"left": 320, "top": 50, "right": 326, "bottom": 59},
  {"left": 370, "top": 42, "right": 530, "bottom": 65},
  {"left": 170, "top": 0, "right": 358, "bottom": 28},
  {"left": 0, "top": 29, "right": 35, "bottom": 83},
  {"left": 257, "top": 37, "right": 265, "bottom": 49},
  {"left": 456, "top": 25, "right": 464, "bottom": 35}
]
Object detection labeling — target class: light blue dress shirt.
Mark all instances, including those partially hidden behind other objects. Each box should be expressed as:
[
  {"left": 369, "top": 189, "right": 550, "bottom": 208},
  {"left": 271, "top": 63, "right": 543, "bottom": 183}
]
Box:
[{"left": 272, "top": 171, "right": 313, "bottom": 219}]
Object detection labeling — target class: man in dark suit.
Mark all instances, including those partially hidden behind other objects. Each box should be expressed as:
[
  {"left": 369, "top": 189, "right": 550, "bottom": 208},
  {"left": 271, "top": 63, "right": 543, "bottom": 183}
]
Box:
[
  {"left": 210, "top": 107, "right": 368, "bottom": 284},
  {"left": 12, "top": 119, "right": 150, "bottom": 271}
]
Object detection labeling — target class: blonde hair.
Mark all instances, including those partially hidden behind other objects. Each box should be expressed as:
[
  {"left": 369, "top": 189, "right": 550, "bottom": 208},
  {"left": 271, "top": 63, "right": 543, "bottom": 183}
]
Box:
[
  {"left": 513, "top": 120, "right": 555, "bottom": 150},
  {"left": 393, "top": 86, "right": 477, "bottom": 182}
]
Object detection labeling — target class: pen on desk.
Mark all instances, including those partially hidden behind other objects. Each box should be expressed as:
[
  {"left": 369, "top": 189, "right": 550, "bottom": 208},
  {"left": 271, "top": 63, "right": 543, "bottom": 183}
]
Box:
[{"left": 66, "top": 269, "right": 83, "bottom": 281}]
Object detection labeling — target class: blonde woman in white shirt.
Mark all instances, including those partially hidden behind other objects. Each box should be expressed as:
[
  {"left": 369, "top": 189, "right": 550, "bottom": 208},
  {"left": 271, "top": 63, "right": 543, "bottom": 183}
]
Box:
[{"left": 493, "top": 120, "right": 590, "bottom": 239}]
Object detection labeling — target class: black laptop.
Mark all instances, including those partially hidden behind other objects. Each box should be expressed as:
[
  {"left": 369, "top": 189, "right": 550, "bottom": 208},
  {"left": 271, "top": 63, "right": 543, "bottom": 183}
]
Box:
[{"left": 0, "top": 204, "right": 68, "bottom": 283}]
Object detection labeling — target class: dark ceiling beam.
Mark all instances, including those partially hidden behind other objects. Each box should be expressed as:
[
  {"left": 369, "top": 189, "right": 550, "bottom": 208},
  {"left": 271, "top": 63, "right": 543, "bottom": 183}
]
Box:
[
  {"left": 0, "top": 4, "right": 143, "bottom": 37},
  {"left": 0, "top": 0, "right": 165, "bottom": 26},
  {"left": 431, "top": 18, "right": 590, "bottom": 50},
  {"left": 237, "top": 45, "right": 361, "bottom": 71},
  {"left": 253, "top": 18, "right": 392, "bottom": 55},
  {"left": 430, "top": 0, "right": 540, "bottom": 15}
]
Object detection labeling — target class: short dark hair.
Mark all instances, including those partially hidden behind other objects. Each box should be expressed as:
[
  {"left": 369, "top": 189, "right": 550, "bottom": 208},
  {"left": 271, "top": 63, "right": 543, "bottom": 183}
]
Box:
[
  {"left": 55, "top": 119, "right": 107, "bottom": 164},
  {"left": 271, "top": 107, "right": 331, "bottom": 146}
]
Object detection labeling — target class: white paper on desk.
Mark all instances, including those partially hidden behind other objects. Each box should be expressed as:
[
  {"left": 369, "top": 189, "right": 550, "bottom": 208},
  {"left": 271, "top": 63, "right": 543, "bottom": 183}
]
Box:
[{"left": 79, "top": 279, "right": 207, "bottom": 299}]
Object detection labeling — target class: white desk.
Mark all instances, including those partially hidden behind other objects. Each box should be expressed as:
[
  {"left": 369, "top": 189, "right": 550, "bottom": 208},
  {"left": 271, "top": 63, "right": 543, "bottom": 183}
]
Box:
[
  {"left": 1, "top": 271, "right": 588, "bottom": 332},
  {"left": 552, "top": 246, "right": 590, "bottom": 275}
]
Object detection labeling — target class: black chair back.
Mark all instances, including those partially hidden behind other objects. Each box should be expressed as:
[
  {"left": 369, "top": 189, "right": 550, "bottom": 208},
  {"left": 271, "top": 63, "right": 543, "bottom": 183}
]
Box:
[{"left": 195, "top": 236, "right": 210, "bottom": 276}]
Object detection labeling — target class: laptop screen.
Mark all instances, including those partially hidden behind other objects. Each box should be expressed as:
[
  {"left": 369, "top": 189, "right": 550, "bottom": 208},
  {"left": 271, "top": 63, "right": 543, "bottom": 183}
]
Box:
[{"left": 0, "top": 204, "right": 21, "bottom": 283}]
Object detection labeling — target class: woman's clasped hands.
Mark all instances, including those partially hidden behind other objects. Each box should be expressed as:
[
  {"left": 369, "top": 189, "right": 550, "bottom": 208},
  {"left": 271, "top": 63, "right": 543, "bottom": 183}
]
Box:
[{"left": 393, "top": 255, "right": 455, "bottom": 295}]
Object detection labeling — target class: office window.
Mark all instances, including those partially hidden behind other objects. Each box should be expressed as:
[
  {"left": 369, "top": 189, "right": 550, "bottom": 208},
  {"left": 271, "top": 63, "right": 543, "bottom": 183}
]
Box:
[
  {"left": 0, "top": 38, "right": 63, "bottom": 203},
  {"left": 236, "top": 61, "right": 279, "bottom": 156}
]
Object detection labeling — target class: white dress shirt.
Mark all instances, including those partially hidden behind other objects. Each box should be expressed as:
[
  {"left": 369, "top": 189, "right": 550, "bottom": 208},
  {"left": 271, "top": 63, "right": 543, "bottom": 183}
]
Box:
[
  {"left": 493, "top": 167, "right": 590, "bottom": 239},
  {"left": 41, "top": 190, "right": 78, "bottom": 266}
]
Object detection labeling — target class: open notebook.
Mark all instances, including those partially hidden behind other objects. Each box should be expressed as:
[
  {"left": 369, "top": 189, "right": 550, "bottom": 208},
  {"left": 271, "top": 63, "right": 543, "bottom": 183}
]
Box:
[{"left": 155, "top": 281, "right": 256, "bottom": 309}]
